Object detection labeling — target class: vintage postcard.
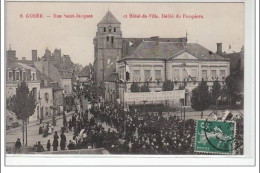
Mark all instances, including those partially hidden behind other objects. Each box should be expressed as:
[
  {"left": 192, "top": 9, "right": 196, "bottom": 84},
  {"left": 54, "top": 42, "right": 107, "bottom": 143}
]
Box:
[{"left": 3, "top": 0, "right": 256, "bottom": 166}]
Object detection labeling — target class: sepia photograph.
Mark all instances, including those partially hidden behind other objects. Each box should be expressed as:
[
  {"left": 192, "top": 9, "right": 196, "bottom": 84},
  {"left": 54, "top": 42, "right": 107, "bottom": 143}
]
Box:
[{"left": 2, "top": 1, "right": 256, "bottom": 167}]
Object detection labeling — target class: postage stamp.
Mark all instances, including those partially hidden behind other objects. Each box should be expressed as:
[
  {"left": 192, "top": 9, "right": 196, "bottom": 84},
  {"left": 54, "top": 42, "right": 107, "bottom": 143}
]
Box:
[{"left": 194, "top": 120, "right": 236, "bottom": 154}]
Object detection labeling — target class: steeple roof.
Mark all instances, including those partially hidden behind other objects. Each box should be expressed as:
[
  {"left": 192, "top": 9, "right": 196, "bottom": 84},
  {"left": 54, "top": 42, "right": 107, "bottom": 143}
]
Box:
[{"left": 98, "top": 10, "right": 121, "bottom": 25}]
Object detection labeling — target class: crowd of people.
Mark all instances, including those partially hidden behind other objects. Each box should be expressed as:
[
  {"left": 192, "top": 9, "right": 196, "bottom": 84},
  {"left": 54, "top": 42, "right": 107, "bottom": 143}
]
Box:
[
  {"left": 90, "top": 103, "right": 197, "bottom": 154},
  {"left": 25, "top": 95, "right": 243, "bottom": 155}
]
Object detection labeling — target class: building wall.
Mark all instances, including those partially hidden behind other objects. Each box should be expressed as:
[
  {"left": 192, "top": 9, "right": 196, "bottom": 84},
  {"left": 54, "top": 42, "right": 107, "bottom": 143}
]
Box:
[
  {"left": 118, "top": 54, "right": 230, "bottom": 106},
  {"left": 39, "top": 87, "right": 53, "bottom": 118},
  {"left": 78, "top": 76, "right": 89, "bottom": 83},
  {"left": 53, "top": 90, "right": 64, "bottom": 114},
  {"left": 61, "top": 78, "right": 72, "bottom": 95}
]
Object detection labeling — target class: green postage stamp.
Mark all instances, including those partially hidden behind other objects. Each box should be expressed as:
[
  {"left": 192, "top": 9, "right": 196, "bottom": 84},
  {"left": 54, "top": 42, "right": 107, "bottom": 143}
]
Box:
[{"left": 195, "top": 120, "right": 236, "bottom": 154}]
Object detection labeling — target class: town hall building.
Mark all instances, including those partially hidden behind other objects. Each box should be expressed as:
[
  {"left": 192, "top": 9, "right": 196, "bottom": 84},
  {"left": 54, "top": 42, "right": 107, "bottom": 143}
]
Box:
[{"left": 93, "top": 10, "right": 230, "bottom": 108}]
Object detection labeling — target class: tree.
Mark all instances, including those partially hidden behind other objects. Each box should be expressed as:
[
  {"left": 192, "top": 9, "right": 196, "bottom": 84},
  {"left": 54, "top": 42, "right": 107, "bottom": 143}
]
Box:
[
  {"left": 211, "top": 80, "right": 222, "bottom": 111},
  {"left": 225, "top": 75, "right": 240, "bottom": 108},
  {"left": 140, "top": 82, "right": 150, "bottom": 92},
  {"left": 162, "top": 80, "right": 174, "bottom": 91},
  {"left": 130, "top": 82, "right": 140, "bottom": 92},
  {"left": 191, "top": 79, "right": 211, "bottom": 118},
  {"left": 8, "top": 81, "right": 36, "bottom": 146}
]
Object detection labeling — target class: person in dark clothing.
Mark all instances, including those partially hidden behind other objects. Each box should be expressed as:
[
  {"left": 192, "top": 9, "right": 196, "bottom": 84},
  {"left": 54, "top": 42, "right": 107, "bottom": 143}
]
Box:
[
  {"left": 60, "top": 131, "right": 67, "bottom": 150},
  {"left": 68, "top": 119, "right": 72, "bottom": 131},
  {"left": 67, "top": 140, "right": 76, "bottom": 150},
  {"left": 39, "top": 125, "right": 43, "bottom": 134},
  {"left": 63, "top": 113, "right": 67, "bottom": 127},
  {"left": 53, "top": 131, "right": 59, "bottom": 151},
  {"left": 36, "top": 141, "right": 44, "bottom": 152},
  {"left": 15, "top": 138, "right": 21, "bottom": 153},
  {"left": 47, "top": 140, "right": 51, "bottom": 151}
]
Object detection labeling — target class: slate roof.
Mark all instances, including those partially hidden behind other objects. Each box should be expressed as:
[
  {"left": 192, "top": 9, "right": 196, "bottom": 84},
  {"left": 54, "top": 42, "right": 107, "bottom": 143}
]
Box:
[
  {"left": 121, "top": 41, "right": 227, "bottom": 61},
  {"left": 98, "top": 10, "right": 121, "bottom": 25},
  {"left": 185, "top": 43, "right": 226, "bottom": 61},
  {"left": 36, "top": 69, "right": 53, "bottom": 88},
  {"left": 78, "top": 66, "right": 90, "bottom": 77},
  {"left": 7, "top": 61, "right": 36, "bottom": 71}
]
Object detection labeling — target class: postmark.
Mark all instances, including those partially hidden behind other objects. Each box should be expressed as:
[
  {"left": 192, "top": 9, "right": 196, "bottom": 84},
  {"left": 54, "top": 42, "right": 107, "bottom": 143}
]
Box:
[{"left": 194, "top": 120, "right": 236, "bottom": 154}]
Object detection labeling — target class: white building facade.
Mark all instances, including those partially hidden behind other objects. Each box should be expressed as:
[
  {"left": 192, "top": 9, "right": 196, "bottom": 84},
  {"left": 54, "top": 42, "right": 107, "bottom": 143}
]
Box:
[{"left": 118, "top": 40, "right": 230, "bottom": 107}]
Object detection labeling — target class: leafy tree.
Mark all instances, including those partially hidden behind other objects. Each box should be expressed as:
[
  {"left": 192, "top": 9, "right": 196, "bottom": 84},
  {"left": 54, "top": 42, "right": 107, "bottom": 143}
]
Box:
[
  {"left": 140, "top": 83, "right": 150, "bottom": 92},
  {"left": 8, "top": 81, "right": 36, "bottom": 146},
  {"left": 191, "top": 79, "right": 211, "bottom": 118},
  {"left": 162, "top": 80, "right": 174, "bottom": 91},
  {"left": 130, "top": 82, "right": 140, "bottom": 92},
  {"left": 211, "top": 80, "right": 222, "bottom": 110},
  {"left": 225, "top": 75, "right": 240, "bottom": 108}
]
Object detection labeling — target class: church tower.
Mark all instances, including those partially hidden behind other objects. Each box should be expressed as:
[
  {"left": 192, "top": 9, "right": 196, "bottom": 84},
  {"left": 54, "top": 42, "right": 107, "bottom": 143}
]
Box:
[{"left": 93, "top": 10, "right": 122, "bottom": 83}]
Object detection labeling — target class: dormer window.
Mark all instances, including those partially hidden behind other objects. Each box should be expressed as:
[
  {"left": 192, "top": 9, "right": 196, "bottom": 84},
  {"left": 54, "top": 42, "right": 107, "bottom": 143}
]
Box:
[
  {"left": 109, "top": 25, "right": 112, "bottom": 32},
  {"left": 104, "top": 27, "right": 106, "bottom": 32}
]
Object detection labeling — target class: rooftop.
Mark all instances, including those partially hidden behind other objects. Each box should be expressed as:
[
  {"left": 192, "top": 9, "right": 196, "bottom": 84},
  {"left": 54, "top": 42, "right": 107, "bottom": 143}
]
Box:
[
  {"left": 121, "top": 40, "right": 227, "bottom": 61},
  {"left": 98, "top": 10, "right": 121, "bottom": 25}
]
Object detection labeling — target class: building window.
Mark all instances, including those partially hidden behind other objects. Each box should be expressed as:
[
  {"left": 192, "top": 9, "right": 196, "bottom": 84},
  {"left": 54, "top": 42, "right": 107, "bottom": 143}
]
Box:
[
  {"left": 114, "top": 28, "right": 116, "bottom": 32},
  {"left": 119, "top": 69, "right": 124, "bottom": 80},
  {"left": 45, "top": 93, "right": 49, "bottom": 102},
  {"left": 8, "top": 72, "right": 13, "bottom": 81},
  {"left": 155, "top": 70, "right": 162, "bottom": 80},
  {"left": 106, "top": 36, "right": 109, "bottom": 42},
  {"left": 15, "top": 71, "right": 20, "bottom": 80},
  {"left": 32, "top": 73, "right": 36, "bottom": 80},
  {"left": 23, "top": 71, "right": 26, "bottom": 81},
  {"left": 211, "top": 70, "right": 217, "bottom": 79},
  {"left": 191, "top": 69, "right": 198, "bottom": 79},
  {"left": 104, "top": 27, "right": 106, "bottom": 32},
  {"left": 202, "top": 70, "right": 207, "bottom": 80},
  {"left": 32, "top": 88, "right": 37, "bottom": 100},
  {"left": 111, "top": 36, "right": 114, "bottom": 44},
  {"left": 144, "top": 70, "right": 151, "bottom": 81},
  {"left": 220, "top": 70, "right": 226, "bottom": 79},
  {"left": 133, "top": 70, "right": 140, "bottom": 81},
  {"left": 173, "top": 69, "right": 179, "bottom": 80}
]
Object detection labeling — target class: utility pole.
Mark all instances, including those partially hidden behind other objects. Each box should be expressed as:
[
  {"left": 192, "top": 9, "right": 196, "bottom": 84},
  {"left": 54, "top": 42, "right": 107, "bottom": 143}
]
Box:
[{"left": 183, "top": 106, "right": 186, "bottom": 135}]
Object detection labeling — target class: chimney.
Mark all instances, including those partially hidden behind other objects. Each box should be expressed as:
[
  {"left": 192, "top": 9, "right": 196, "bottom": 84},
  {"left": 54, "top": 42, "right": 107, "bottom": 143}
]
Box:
[
  {"left": 216, "top": 43, "right": 222, "bottom": 55},
  {"left": 151, "top": 36, "right": 159, "bottom": 42},
  {"left": 22, "top": 57, "right": 26, "bottom": 61},
  {"left": 32, "top": 50, "right": 37, "bottom": 61}
]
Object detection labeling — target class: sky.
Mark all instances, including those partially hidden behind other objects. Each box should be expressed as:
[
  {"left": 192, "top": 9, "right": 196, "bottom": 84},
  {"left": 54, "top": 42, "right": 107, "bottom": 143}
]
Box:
[{"left": 6, "top": 2, "right": 244, "bottom": 66}]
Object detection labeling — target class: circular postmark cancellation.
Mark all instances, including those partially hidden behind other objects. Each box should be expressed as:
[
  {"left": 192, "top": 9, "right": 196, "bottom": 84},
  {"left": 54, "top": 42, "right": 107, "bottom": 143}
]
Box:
[
  {"left": 194, "top": 119, "right": 236, "bottom": 154},
  {"left": 204, "top": 119, "right": 236, "bottom": 153}
]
